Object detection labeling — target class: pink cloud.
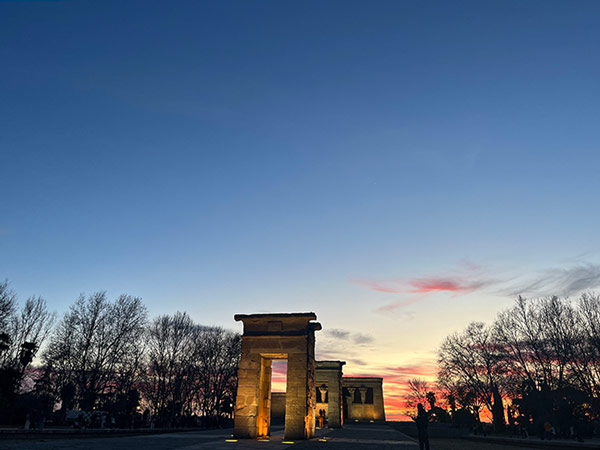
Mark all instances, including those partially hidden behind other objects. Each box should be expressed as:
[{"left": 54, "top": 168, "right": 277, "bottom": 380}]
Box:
[
  {"left": 408, "top": 277, "right": 488, "bottom": 293},
  {"left": 271, "top": 360, "right": 287, "bottom": 393},
  {"left": 353, "top": 264, "right": 494, "bottom": 312},
  {"left": 351, "top": 278, "right": 404, "bottom": 293},
  {"left": 408, "top": 278, "right": 465, "bottom": 293},
  {"left": 376, "top": 297, "right": 421, "bottom": 312},
  {"left": 356, "top": 276, "right": 489, "bottom": 295}
]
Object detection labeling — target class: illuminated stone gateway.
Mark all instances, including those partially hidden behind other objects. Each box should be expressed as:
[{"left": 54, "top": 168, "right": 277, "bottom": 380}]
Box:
[
  {"left": 232, "top": 312, "right": 386, "bottom": 440},
  {"left": 233, "top": 313, "right": 321, "bottom": 440}
]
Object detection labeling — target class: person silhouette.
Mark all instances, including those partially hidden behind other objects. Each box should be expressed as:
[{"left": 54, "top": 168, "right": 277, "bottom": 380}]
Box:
[
  {"left": 415, "top": 403, "right": 430, "bottom": 450},
  {"left": 318, "top": 409, "right": 325, "bottom": 428}
]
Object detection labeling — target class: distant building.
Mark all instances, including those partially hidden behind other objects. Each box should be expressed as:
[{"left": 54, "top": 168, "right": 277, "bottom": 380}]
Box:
[
  {"left": 340, "top": 376, "right": 386, "bottom": 422},
  {"left": 272, "top": 361, "right": 386, "bottom": 426}
]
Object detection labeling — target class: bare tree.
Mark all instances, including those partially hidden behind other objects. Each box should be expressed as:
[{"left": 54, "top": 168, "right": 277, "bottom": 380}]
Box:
[
  {"left": 437, "top": 294, "right": 600, "bottom": 432},
  {"left": 43, "top": 292, "right": 147, "bottom": 410},
  {"left": 193, "top": 327, "right": 240, "bottom": 421},
  {"left": 572, "top": 293, "right": 600, "bottom": 400},
  {"left": 0, "top": 282, "right": 56, "bottom": 424},
  {"left": 438, "top": 322, "right": 507, "bottom": 429},
  {"left": 141, "top": 314, "right": 241, "bottom": 426},
  {"left": 142, "top": 312, "right": 197, "bottom": 424},
  {"left": 403, "top": 378, "right": 430, "bottom": 417},
  {"left": 0, "top": 281, "right": 16, "bottom": 353},
  {"left": 439, "top": 379, "right": 483, "bottom": 414},
  {"left": 0, "top": 296, "right": 55, "bottom": 370},
  {"left": 494, "top": 296, "right": 575, "bottom": 392}
]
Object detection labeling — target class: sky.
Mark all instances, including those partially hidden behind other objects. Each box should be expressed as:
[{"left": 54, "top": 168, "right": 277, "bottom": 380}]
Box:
[{"left": 2, "top": 0, "right": 600, "bottom": 419}]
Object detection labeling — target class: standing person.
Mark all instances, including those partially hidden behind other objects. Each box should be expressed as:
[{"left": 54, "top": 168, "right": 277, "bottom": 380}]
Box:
[{"left": 415, "top": 403, "right": 430, "bottom": 450}]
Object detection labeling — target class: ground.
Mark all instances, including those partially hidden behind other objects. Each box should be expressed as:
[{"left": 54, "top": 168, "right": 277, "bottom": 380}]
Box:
[
  {"left": 0, "top": 424, "right": 559, "bottom": 450},
  {"left": 430, "top": 438, "right": 535, "bottom": 450}
]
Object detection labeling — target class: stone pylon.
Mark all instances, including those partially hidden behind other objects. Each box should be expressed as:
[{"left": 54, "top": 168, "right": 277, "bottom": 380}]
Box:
[{"left": 233, "top": 313, "right": 321, "bottom": 440}]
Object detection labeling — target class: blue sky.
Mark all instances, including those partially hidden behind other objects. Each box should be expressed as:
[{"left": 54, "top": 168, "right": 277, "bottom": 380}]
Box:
[{"left": 2, "top": 0, "right": 600, "bottom": 417}]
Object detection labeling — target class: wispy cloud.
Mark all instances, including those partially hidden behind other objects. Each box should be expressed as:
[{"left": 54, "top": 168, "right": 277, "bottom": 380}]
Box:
[
  {"left": 326, "top": 328, "right": 374, "bottom": 345},
  {"left": 316, "top": 329, "right": 375, "bottom": 366},
  {"left": 353, "top": 263, "right": 493, "bottom": 297},
  {"left": 328, "top": 329, "right": 350, "bottom": 340},
  {"left": 352, "top": 278, "right": 404, "bottom": 293},
  {"left": 358, "top": 260, "right": 600, "bottom": 314},
  {"left": 353, "top": 332, "right": 374, "bottom": 345},
  {"left": 376, "top": 297, "right": 422, "bottom": 312},
  {"left": 354, "top": 262, "right": 494, "bottom": 312},
  {"left": 504, "top": 263, "right": 600, "bottom": 297}
]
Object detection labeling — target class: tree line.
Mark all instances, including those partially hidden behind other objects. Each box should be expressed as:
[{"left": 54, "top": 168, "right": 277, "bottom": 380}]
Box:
[
  {"left": 410, "top": 293, "right": 600, "bottom": 438},
  {"left": 0, "top": 281, "right": 240, "bottom": 428}
]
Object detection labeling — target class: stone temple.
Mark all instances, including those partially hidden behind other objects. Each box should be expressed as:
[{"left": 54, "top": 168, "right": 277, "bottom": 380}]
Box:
[{"left": 233, "top": 312, "right": 386, "bottom": 440}]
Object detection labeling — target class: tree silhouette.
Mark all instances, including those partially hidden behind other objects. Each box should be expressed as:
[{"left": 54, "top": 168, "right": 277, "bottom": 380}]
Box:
[
  {"left": 439, "top": 294, "right": 600, "bottom": 437},
  {"left": 43, "top": 292, "right": 147, "bottom": 411}
]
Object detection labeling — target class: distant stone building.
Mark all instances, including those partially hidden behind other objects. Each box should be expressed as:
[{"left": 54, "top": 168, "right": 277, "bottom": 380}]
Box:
[
  {"left": 273, "top": 361, "right": 386, "bottom": 426},
  {"left": 341, "top": 376, "right": 385, "bottom": 422}
]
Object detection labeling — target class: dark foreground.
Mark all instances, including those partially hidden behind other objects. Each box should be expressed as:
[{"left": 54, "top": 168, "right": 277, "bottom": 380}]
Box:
[{"left": 0, "top": 424, "right": 566, "bottom": 450}]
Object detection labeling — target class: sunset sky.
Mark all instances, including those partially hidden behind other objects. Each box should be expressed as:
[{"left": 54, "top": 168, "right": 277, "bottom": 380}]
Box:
[{"left": 2, "top": 1, "right": 600, "bottom": 420}]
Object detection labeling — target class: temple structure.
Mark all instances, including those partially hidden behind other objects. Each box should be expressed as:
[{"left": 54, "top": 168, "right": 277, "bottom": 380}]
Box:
[
  {"left": 233, "top": 312, "right": 385, "bottom": 440},
  {"left": 341, "top": 376, "right": 386, "bottom": 422},
  {"left": 233, "top": 313, "right": 321, "bottom": 440}
]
